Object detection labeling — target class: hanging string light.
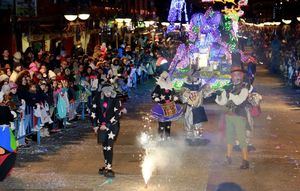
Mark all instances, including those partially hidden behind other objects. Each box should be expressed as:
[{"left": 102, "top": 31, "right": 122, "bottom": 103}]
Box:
[{"left": 167, "top": 0, "right": 188, "bottom": 22}]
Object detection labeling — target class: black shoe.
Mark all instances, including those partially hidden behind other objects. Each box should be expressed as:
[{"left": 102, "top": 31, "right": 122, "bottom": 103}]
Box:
[
  {"left": 233, "top": 145, "right": 242, "bottom": 152},
  {"left": 98, "top": 167, "right": 106, "bottom": 175},
  {"left": 185, "top": 138, "right": 193, "bottom": 146},
  {"left": 247, "top": 144, "right": 256, "bottom": 152},
  {"left": 240, "top": 160, "right": 249, "bottom": 169},
  {"left": 104, "top": 169, "right": 115, "bottom": 178},
  {"left": 194, "top": 138, "right": 210, "bottom": 146}
]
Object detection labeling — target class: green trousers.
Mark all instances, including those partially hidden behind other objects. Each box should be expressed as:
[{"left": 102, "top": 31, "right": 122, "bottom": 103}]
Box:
[{"left": 225, "top": 114, "right": 247, "bottom": 148}]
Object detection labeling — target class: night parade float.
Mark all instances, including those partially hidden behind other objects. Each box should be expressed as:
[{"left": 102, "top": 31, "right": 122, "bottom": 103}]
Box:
[{"left": 167, "top": 0, "right": 249, "bottom": 92}]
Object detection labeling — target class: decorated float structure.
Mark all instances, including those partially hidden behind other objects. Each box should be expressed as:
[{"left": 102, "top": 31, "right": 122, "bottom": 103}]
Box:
[{"left": 167, "top": 0, "right": 249, "bottom": 91}]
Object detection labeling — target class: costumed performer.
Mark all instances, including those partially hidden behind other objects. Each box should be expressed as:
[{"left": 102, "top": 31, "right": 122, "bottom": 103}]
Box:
[
  {"left": 182, "top": 69, "right": 214, "bottom": 146},
  {"left": 151, "top": 71, "right": 183, "bottom": 140},
  {"left": 215, "top": 54, "right": 251, "bottom": 169},
  {"left": 91, "top": 84, "right": 122, "bottom": 178}
]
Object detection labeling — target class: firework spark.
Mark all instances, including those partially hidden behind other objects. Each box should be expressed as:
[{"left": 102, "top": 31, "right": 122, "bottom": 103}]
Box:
[{"left": 141, "top": 151, "right": 154, "bottom": 185}]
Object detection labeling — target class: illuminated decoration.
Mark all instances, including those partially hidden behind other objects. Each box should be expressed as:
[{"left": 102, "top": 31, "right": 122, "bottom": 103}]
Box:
[
  {"left": 193, "top": 34, "right": 210, "bottom": 68},
  {"left": 222, "top": 6, "right": 244, "bottom": 18},
  {"left": 297, "top": 17, "right": 300, "bottom": 22},
  {"left": 214, "top": 0, "right": 236, "bottom": 5},
  {"left": 115, "top": 18, "right": 132, "bottom": 28},
  {"left": 144, "top": 20, "right": 155, "bottom": 27},
  {"left": 161, "top": 22, "right": 170, "bottom": 26},
  {"left": 220, "top": 0, "right": 248, "bottom": 52},
  {"left": 169, "top": 8, "right": 224, "bottom": 75},
  {"left": 274, "top": 22, "right": 281, "bottom": 26},
  {"left": 189, "top": 8, "right": 222, "bottom": 43},
  {"left": 168, "top": 5, "right": 242, "bottom": 91},
  {"left": 192, "top": 52, "right": 209, "bottom": 68},
  {"left": 115, "top": 18, "right": 132, "bottom": 23},
  {"left": 169, "top": 44, "right": 189, "bottom": 71},
  {"left": 166, "top": 24, "right": 178, "bottom": 33},
  {"left": 238, "top": 0, "right": 248, "bottom": 6},
  {"left": 210, "top": 78, "right": 230, "bottom": 91},
  {"left": 173, "top": 80, "right": 185, "bottom": 90},
  {"left": 167, "top": 0, "right": 188, "bottom": 23},
  {"left": 254, "top": 23, "right": 264, "bottom": 27},
  {"left": 213, "top": 0, "right": 248, "bottom": 6},
  {"left": 182, "top": 23, "right": 189, "bottom": 28},
  {"left": 282, "top": 19, "right": 291, "bottom": 24}
]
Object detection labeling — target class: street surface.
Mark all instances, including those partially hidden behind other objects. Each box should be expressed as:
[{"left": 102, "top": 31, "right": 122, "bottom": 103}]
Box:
[{"left": 1, "top": 65, "right": 300, "bottom": 191}]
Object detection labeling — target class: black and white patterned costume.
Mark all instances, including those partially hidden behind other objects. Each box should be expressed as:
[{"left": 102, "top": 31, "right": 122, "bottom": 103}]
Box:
[
  {"left": 91, "top": 85, "right": 121, "bottom": 173},
  {"left": 151, "top": 72, "right": 182, "bottom": 139}
]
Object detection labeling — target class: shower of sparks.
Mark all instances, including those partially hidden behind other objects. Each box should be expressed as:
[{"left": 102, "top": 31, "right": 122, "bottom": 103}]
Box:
[{"left": 139, "top": 113, "right": 156, "bottom": 186}]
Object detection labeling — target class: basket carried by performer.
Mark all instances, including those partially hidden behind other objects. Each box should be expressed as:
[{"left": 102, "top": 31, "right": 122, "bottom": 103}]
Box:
[
  {"left": 151, "top": 101, "right": 182, "bottom": 122},
  {"left": 161, "top": 101, "right": 177, "bottom": 117}
]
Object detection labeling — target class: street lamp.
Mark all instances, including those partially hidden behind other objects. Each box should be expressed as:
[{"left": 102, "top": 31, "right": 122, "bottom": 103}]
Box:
[
  {"left": 78, "top": 14, "right": 90, "bottom": 20},
  {"left": 64, "top": 12, "right": 90, "bottom": 53},
  {"left": 64, "top": 13, "right": 90, "bottom": 21},
  {"left": 282, "top": 19, "right": 291, "bottom": 24},
  {"left": 64, "top": 15, "right": 78, "bottom": 21}
]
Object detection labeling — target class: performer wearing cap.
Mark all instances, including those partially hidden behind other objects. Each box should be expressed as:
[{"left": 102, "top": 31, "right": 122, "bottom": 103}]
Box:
[
  {"left": 91, "top": 84, "right": 122, "bottom": 178},
  {"left": 182, "top": 69, "right": 213, "bottom": 146},
  {"left": 215, "top": 53, "right": 251, "bottom": 169},
  {"left": 151, "top": 71, "right": 182, "bottom": 140}
]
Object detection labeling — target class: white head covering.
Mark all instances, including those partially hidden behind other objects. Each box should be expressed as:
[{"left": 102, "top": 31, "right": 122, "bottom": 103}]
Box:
[
  {"left": 101, "top": 84, "right": 117, "bottom": 98},
  {"left": 156, "top": 71, "right": 173, "bottom": 90}
]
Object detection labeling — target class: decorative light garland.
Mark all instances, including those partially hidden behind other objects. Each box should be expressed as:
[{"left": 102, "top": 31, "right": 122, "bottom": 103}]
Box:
[{"left": 167, "top": 0, "right": 188, "bottom": 33}]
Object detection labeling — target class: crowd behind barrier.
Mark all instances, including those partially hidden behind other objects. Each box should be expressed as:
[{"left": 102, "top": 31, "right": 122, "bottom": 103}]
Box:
[
  {"left": 239, "top": 24, "right": 300, "bottom": 88},
  {"left": 0, "top": 37, "right": 175, "bottom": 148}
]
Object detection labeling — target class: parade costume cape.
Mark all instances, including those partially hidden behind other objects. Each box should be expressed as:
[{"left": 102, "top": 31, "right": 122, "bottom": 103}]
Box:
[
  {"left": 151, "top": 103, "right": 183, "bottom": 122},
  {"left": 151, "top": 84, "right": 183, "bottom": 122},
  {"left": 151, "top": 72, "right": 183, "bottom": 122},
  {"left": 0, "top": 125, "right": 17, "bottom": 181}
]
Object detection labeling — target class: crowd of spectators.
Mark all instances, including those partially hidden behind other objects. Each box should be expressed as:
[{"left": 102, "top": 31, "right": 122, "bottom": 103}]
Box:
[
  {"left": 0, "top": 34, "right": 176, "bottom": 148},
  {"left": 239, "top": 24, "right": 300, "bottom": 88}
]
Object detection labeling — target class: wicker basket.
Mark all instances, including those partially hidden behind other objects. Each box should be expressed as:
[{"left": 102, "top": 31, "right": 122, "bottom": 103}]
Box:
[{"left": 161, "top": 102, "right": 177, "bottom": 117}]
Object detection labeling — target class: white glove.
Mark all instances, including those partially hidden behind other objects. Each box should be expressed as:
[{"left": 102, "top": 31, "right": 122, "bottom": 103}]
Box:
[
  {"left": 93, "top": 126, "right": 99, "bottom": 134},
  {"left": 11, "top": 111, "right": 17, "bottom": 118},
  {"left": 173, "top": 96, "right": 179, "bottom": 101},
  {"left": 154, "top": 97, "right": 160, "bottom": 102},
  {"left": 121, "top": 108, "right": 127, "bottom": 114}
]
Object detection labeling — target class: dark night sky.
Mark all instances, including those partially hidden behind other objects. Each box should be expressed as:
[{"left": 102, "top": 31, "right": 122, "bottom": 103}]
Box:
[{"left": 154, "top": 0, "right": 300, "bottom": 22}]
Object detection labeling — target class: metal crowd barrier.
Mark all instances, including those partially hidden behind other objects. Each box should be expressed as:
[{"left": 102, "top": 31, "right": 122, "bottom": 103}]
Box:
[{"left": 14, "top": 112, "right": 42, "bottom": 145}]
